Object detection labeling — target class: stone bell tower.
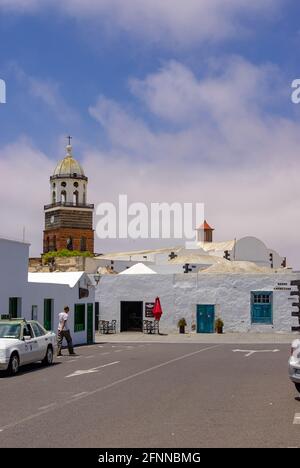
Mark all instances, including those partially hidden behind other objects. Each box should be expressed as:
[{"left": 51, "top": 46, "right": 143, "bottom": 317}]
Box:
[{"left": 43, "top": 138, "right": 94, "bottom": 253}]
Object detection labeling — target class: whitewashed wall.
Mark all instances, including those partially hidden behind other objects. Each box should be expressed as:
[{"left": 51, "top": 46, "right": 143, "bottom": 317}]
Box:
[
  {"left": 96, "top": 272, "right": 300, "bottom": 333},
  {"left": 0, "top": 238, "right": 95, "bottom": 346},
  {"left": 0, "top": 239, "right": 29, "bottom": 316},
  {"left": 25, "top": 281, "right": 95, "bottom": 345}
]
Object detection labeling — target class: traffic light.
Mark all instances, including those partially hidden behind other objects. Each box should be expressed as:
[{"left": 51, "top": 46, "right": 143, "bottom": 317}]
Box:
[{"left": 224, "top": 250, "right": 230, "bottom": 260}]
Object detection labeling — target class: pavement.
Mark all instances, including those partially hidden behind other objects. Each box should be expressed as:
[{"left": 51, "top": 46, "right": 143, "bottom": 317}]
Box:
[
  {"left": 95, "top": 331, "right": 298, "bottom": 344},
  {"left": 0, "top": 341, "right": 299, "bottom": 447}
]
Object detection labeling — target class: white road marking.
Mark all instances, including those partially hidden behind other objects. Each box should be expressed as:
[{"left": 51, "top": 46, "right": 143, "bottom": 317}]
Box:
[
  {"left": 293, "top": 413, "right": 300, "bottom": 424},
  {"left": 114, "top": 350, "right": 123, "bottom": 353},
  {"left": 38, "top": 403, "right": 57, "bottom": 411},
  {"left": 98, "top": 345, "right": 104, "bottom": 348},
  {"left": 85, "top": 355, "right": 95, "bottom": 359},
  {"left": 72, "top": 392, "right": 88, "bottom": 398},
  {"left": 0, "top": 344, "right": 220, "bottom": 433},
  {"left": 65, "top": 361, "right": 120, "bottom": 378},
  {"left": 100, "top": 352, "right": 110, "bottom": 355},
  {"left": 232, "top": 349, "right": 279, "bottom": 357},
  {"left": 65, "top": 359, "right": 77, "bottom": 363}
]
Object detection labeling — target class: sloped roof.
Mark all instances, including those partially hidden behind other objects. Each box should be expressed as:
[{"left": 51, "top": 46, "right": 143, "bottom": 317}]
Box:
[
  {"left": 28, "top": 271, "right": 84, "bottom": 287},
  {"left": 197, "top": 240, "right": 235, "bottom": 252},
  {"left": 196, "top": 220, "right": 214, "bottom": 230},
  {"left": 119, "top": 263, "right": 157, "bottom": 275}
]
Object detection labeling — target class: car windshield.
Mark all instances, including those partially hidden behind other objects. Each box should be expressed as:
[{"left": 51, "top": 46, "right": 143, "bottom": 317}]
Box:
[{"left": 0, "top": 323, "right": 21, "bottom": 339}]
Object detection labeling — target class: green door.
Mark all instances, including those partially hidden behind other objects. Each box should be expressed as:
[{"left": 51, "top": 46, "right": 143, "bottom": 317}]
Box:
[
  {"left": 197, "top": 305, "right": 215, "bottom": 333},
  {"left": 9, "top": 297, "right": 20, "bottom": 318},
  {"left": 87, "top": 303, "right": 94, "bottom": 344},
  {"left": 44, "top": 299, "right": 53, "bottom": 331}
]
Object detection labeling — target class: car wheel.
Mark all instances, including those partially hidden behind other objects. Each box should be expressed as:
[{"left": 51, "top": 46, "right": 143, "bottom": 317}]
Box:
[
  {"left": 42, "top": 346, "right": 53, "bottom": 366},
  {"left": 8, "top": 353, "right": 19, "bottom": 376},
  {"left": 295, "top": 383, "right": 300, "bottom": 393}
]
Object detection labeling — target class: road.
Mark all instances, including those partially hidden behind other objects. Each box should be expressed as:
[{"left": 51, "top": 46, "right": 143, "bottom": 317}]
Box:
[{"left": 0, "top": 342, "right": 299, "bottom": 447}]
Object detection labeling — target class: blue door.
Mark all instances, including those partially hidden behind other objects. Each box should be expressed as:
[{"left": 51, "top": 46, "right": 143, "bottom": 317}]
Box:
[{"left": 197, "top": 305, "right": 215, "bottom": 333}]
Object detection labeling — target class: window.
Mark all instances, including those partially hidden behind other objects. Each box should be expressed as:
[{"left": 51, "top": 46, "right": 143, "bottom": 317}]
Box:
[
  {"left": 61, "top": 190, "right": 67, "bottom": 203},
  {"left": 31, "top": 305, "right": 38, "bottom": 321},
  {"left": 67, "top": 237, "right": 73, "bottom": 251},
  {"left": 9, "top": 297, "right": 21, "bottom": 318},
  {"left": 23, "top": 324, "right": 34, "bottom": 338},
  {"left": 80, "top": 237, "right": 87, "bottom": 252},
  {"left": 61, "top": 181, "right": 66, "bottom": 187},
  {"left": 73, "top": 182, "right": 78, "bottom": 188},
  {"left": 31, "top": 322, "right": 45, "bottom": 337},
  {"left": 74, "top": 304, "right": 85, "bottom": 332},
  {"left": 73, "top": 190, "right": 79, "bottom": 205},
  {"left": 251, "top": 292, "right": 273, "bottom": 324},
  {"left": 52, "top": 191, "right": 56, "bottom": 204}
]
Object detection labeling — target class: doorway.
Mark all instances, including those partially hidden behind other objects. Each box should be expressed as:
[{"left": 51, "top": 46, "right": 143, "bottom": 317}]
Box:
[
  {"left": 197, "top": 304, "right": 215, "bottom": 333},
  {"left": 87, "top": 303, "right": 94, "bottom": 344},
  {"left": 120, "top": 301, "right": 143, "bottom": 332}
]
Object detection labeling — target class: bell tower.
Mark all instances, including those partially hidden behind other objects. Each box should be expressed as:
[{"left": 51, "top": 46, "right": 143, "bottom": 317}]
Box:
[{"left": 43, "top": 139, "right": 94, "bottom": 254}]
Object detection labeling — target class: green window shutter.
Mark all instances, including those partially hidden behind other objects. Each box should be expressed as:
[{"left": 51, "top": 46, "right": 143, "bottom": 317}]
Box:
[{"left": 74, "top": 304, "right": 86, "bottom": 332}]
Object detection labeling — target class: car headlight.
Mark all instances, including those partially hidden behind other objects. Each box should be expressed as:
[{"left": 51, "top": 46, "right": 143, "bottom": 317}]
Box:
[{"left": 0, "top": 350, "right": 6, "bottom": 360}]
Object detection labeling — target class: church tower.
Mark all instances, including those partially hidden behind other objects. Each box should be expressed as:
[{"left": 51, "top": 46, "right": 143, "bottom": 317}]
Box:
[{"left": 43, "top": 140, "right": 94, "bottom": 254}]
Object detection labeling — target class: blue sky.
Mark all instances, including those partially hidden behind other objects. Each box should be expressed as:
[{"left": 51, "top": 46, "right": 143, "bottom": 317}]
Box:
[{"left": 1, "top": 0, "right": 300, "bottom": 264}]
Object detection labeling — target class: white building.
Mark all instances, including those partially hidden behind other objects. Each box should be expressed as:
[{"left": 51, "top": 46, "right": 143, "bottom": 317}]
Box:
[
  {"left": 93, "top": 223, "right": 298, "bottom": 334},
  {"left": 0, "top": 237, "right": 96, "bottom": 345},
  {"left": 96, "top": 266, "right": 300, "bottom": 334}
]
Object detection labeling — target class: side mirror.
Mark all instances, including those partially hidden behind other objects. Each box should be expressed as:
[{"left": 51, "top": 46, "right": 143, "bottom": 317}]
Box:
[{"left": 23, "top": 335, "right": 31, "bottom": 341}]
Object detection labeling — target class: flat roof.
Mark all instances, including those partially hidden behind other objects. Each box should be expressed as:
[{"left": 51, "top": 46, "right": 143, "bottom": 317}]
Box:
[{"left": 0, "top": 236, "right": 30, "bottom": 246}]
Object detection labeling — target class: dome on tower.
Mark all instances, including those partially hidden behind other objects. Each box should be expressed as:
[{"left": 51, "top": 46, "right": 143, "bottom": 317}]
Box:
[{"left": 53, "top": 144, "right": 85, "bottom": 177}]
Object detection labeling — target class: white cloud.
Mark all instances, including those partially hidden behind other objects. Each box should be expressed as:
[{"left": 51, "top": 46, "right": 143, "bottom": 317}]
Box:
[
  {"left": 10, "top": 64, "right": 80, "bottom": 125},
  {"left": 0, "top": 0, "right": 282, "bottom": 46},
  {"left": 1, "top": 57, "right": 300, "bottom": 268}
]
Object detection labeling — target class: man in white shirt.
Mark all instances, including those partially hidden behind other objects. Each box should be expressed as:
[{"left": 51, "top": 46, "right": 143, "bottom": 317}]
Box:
[{"left": 57, "top": 306, "right": 76, "bottom": 356}]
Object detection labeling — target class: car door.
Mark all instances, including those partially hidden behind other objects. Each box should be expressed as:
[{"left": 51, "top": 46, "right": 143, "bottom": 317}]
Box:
[
  {"left": 22, "top": 324, "right": 40, "bottom": 363},
  {"left": 31, "top": 322, "right": 49, "bottom": 360}
]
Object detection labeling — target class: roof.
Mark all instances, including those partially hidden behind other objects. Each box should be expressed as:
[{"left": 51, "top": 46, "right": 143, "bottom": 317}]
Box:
[
  {"left": 53, "top": 145, "right": 85, "bottom": 177},
  {"left": 28, "top": 271, "right": 84, "bottom": 287},
  {"left": 96, "top": 246, "right": 181, "bottom": 261},
  {"left": 196, "top": 220, "right": 214, "bottom": 230},
  {"left": 169, "top": 254, "right": 228, "bottom": 265},
  {"left": 0, "top": 236, "right": 30, "bottom": 246},
  {"left": 197, "top": 240, "right": 236, "bottom": 252},
  {"left": 200, "top": 261, "right": 273, "bottom": 274},
  {"left": 119, "top": 263, "right": 157, "bottom": 275}
]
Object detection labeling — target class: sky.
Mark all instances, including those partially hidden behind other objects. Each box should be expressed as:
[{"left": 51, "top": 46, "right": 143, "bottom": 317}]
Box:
[{"left": 1, "top": 0, "right": 300, "bottom": 265}]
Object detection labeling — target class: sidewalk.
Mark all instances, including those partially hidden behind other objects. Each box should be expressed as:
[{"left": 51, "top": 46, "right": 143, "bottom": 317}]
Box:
[{"left": 95, "top": 331, "right": 298, "bottom": 344}]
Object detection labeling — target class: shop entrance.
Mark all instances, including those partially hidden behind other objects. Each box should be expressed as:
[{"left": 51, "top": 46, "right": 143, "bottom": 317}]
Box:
[{"left": 120, "top": 301, "right": 143, "bottom": 332}]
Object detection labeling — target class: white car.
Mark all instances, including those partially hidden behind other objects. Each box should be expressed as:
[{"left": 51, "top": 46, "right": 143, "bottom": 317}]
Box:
[
  {"left": 0, "top": 318, "right": 57, "bottom": 375},
  {"left": 289, "top": 338, "right": 300, "bottom": 393}
]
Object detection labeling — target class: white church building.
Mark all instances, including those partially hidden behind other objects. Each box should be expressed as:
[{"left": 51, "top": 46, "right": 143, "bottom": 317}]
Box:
[{"left": 94, "top": 222, "right": 300, "bottom": 334}]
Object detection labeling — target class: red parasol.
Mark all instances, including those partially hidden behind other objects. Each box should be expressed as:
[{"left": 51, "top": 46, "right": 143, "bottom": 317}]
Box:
[{"left": 153, "top": 297, "right": 163, "bottom": 321}]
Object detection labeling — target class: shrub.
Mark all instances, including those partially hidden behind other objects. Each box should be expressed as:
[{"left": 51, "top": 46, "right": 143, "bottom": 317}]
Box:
[{"left": 43, "top": 249, "right": 93, "bottom": 264}]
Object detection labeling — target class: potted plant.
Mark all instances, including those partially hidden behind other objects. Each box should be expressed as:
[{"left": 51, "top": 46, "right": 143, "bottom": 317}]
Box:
[
  {"left": 177, "top": 318, "right": 187, "bottom": 334},
  {"left": 215, "top": 317, "right": 224, "bottom": 334}
]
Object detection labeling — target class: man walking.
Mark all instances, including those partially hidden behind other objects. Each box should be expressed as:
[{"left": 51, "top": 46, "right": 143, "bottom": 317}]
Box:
[{"left": 57, "top": 306, "right": 76, "bottom": 356}]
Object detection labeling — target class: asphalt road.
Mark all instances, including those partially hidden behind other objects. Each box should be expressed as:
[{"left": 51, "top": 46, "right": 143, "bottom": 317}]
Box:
[{"left": 0, "top": 342, "right": 299, "bottom": 448}]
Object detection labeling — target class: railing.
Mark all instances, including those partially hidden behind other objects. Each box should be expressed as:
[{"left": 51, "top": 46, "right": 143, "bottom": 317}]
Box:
[
  {"left": 44, "top": 202, "right": 94, "bottom": 210},
  {"left": 50, "top": 174, "right": 88, "bottom": 181}
]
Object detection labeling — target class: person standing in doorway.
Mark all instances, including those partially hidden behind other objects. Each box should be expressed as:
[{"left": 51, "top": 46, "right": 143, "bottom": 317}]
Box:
[{"left": 57, "top": 306, "right": 76, "bottom": 356}]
